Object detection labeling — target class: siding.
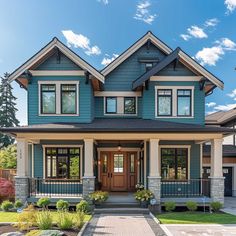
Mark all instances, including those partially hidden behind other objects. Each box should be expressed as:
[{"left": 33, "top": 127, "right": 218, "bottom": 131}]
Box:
[{"left": 34, "top": 144, "right": 43, "bottom": 178}]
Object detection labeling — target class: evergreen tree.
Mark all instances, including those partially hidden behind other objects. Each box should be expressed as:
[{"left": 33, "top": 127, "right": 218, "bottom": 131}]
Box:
[{"left": 0, "top": 73, "right": 19, "bottom": 148}]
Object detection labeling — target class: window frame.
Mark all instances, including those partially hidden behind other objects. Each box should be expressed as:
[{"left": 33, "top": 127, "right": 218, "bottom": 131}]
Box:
[
  {"left": 40, "top": 84, "right": 56, "bottom": 114},
  {"left": 157, "top": 89, "right": 172, "bottom": 117},
  {"left": 105, "top": 97, "right": 117, "bottom": 114},
  {"left": 124, "top": 97, "right": 136, "bottom": 114},
  {"left": 177, "top": 89, "right": 192, "bottom": 117}
]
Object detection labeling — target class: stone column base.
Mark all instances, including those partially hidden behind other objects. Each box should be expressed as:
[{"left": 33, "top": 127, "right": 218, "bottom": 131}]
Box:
[
  {"left": 148, "top": 176, "right": 161, "bottom": 204},
  {"left": 82, "top": 176, "right": 95, "bottom": 199},
  {"left": 210, "top": 177, "right": 224, "bottom": 204},
  {"left": 15, "top": 176, "right": 29, "bottom": 203}
]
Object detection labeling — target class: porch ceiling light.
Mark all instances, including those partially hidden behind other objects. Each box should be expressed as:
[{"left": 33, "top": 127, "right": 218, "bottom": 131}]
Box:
[{"left": 118, "top": 142, "right": 122, "bottom": 151}]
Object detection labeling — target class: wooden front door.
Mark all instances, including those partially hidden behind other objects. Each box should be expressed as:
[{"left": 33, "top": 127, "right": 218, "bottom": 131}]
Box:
[{"left": 100, "top": 151, "right": 137, "bottom": 192}]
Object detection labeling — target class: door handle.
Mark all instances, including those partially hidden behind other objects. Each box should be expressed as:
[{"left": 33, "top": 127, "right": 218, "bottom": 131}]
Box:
[
  {"left": 111, "top": 173, "right": 113, "bottom": 178},
  {"left": 108, "top": 173, "right": 110, "bottom": 178}
]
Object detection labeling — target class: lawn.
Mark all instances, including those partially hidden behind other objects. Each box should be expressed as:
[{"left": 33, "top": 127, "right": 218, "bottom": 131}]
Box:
[
  {"left": 0, "top": 211, "right": 91, "bottom": 223},
  {"left": 157, "top": 212, "right": 236, "bottom": 224}
]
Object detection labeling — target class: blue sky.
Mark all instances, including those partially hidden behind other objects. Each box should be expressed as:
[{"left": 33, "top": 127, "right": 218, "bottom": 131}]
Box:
[{"left": 0, "top": 0, "right": 236, "bottom": 125}]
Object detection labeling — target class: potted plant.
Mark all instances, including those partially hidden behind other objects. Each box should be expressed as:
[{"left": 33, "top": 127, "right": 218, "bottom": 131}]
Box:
[
  {"left": 135, "top": 183, "right": 144, "bottom": 191},
  {"left": 89, "top": 191, "right": 109, "bottom": 205},
  {"left": 134, "top": 189, "right": 154, "bottom": 208}
]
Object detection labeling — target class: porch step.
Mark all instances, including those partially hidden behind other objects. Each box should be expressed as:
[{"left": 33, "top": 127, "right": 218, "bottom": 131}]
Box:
[
  {"left": 94, "top": 207, "right": 150, "bottom": 214},
  {"left": 97, "top": 202, "right": 140, "bottom": 208}
]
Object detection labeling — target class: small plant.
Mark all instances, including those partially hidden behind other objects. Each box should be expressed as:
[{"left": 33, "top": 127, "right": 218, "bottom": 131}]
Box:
[
  {"left": 186, "top": 201, "right": 197, "bottom": 212},
  {"left": 37, "top": 197, "right": 51, "bottom": 209},
  {"left": 164, "top": 201, "right": 176, "bottom": 212},
  {"left": 89, "top": 191, "right": 109, "bottom": 203},
  {"left": 37, "top": 210, "right": 53, "bottom": 230},
  {"left": 56, "top": 199, "right": 69, "bottom": 211},
  {"left": 76, "top": 200, "right": 90, "bottom": 213},
  {"left": 135, "top": 183, "right": 144, "bottom": 191},
  {"left": 134, "top": 189, "right": 154, "bottom": 202},
  {"left": 210, "top": 201, "right": 223, "bottom": 212},
  {"left": 15, "top": 205, "right": 37, "bottom": 231},
  {"left": 1, "top": 200, "right": 14, "bottom": 212},
  {"left": 25, "top": 230, "right": 42, "bottom": 236},
  {"left": 14, "top": 199, "right": 23, "bottom": 209},
  {"left": 57, "top": 211, "right": 74, "bottom": 230},
  {"left": 74, "top": 211, "right": 85, "bottom": 229}
]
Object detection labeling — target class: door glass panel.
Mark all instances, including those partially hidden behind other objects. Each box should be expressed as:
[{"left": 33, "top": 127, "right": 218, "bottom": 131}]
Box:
[
  {"left": 114, "top": 154, "right": 124, "bottom": 173},
  {"left": 102, "top": 154, "right": 108, "bottom": 173},
  {"left": 130, "top": 154, "right": 135, "bottom": 173}
]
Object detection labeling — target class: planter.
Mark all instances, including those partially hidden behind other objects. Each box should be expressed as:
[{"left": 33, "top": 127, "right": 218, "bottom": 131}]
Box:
[{"left": 140, "top": 201, "right": 148, "bottom": 208}]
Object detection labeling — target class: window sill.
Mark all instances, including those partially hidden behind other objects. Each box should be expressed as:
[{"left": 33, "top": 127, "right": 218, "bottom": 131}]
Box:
[
  {"left": 155, "top": 116, "right": 194, "bottom": 119},
  {"left": 39, "top": 114, "right": 79, "bottom": 117},
  {"left": 104, "top": 113, "right": 138, "bottom": 116}
]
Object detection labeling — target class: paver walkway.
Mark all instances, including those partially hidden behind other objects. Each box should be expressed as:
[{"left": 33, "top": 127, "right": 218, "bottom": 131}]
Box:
[
  {"left": 222, "top": 197, "right": 236, "bottom": 216},
  {"left": 83, "top": 213, "right": 166, "bottom": 236}
]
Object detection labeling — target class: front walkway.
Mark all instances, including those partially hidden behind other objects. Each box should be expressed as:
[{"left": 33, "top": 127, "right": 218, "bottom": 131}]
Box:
[
  {"left": 222, "top": 197, "right": 236, "bottom": 215},
  {"left": 83, "top": 214, "right": 166, "bottom": 236}
]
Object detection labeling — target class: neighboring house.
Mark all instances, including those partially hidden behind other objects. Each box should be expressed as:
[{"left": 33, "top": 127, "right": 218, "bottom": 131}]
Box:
[
  {"left": 205, "top": 109, "right": 236, "bottom": 197},
  {"left": 0, "top": 31, "right": 232, "bottom": 205}
]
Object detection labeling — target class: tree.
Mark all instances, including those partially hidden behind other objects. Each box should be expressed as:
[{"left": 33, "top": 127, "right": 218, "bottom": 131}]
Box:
[
  {"left": 0, "top": 73, "right": 19, "bottom": 148},
  {"left": 0, "top": 144, "right": 17, "bottom": 169}
]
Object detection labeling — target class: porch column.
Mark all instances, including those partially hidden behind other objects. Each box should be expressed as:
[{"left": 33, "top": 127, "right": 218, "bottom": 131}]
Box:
[
  {"left": 15, "top": 138, "right": 29, "bottom": 203},
  {"left": 148, "top": 139, "right": 161, "bottom": 204},
  {"left": 210, "top": 138, "right": 224, "bottom": 204},
  {"left": 82, "top": 139, "right": 95, "bottom": 198}
]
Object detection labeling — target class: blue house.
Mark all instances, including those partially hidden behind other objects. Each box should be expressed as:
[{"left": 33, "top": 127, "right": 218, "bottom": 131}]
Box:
[{"left": 1, "top": 31, "right": 231, "bottom": 205}]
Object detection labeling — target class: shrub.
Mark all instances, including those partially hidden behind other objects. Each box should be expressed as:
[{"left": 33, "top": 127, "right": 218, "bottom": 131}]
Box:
[
  {"left": 37, "top": 210, "right": 53, "bottom": 230},
  {"left": 164, "top": 201, "right": 176, "bottom": 212},
  {"left": 15, "top": 205, "right": 37, "bottom": 231},
  {"left": 76, "top": 200, "right": 90, "bottom": 213},
  {"left": 56, "top": 199, "right": 69, "bottom": 211},
  {"left": 186, "top": 201, "right": 197, "bottom": 212},
  {"left": 89, "top": 191, "right": 109, "bottom": 203},
  {"left": 211, "top": 201, "right": 223, "bottom": 212},
  {"left": 57, "top": 211, "right": 74, "bottom": 230},
  {"left": 1, "top": 200, "right": 14, "bottom": 211},
  {"left": 74, "top": 211, "right": 85, "bottom": 229},
  {"left": 14, "top": 199, "right": 23, "bottom": 209},
  {"left": 37, "top": 197, "right": 51, "bottom": 209},
  {"left": 0, "top": 178, "right": 15, "bottom": 198},
  {"left": 134, "top": 189, "right": 154, "bottom": 202}
]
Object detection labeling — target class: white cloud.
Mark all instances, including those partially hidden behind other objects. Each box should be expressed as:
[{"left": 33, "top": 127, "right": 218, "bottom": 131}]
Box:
[
  {"left": 204, "top": 18, "right": 219, "bottom": 27},
  {"left": 195, "top": 37, "right": 236, "bottom": 66},
  {"left": 206, "top": 102, "right": 216, "bottom": 108},
  {"left": 134, "top": 0, "right": 157, "bottom": 25},
  {"left": 227, "top": 89, "right": 236, "bottom": 98},
  {"left": 97, "top": 0, "right": 109, "bottom": 5},
  {"left": 213, "top": 103, "right": 236, "bottom": 111},
  {"left": 62, "top": 30, "right": 101, "bottom": 56},
  {"left": 187, "top": 26, "right": 208, "bottom": 39},
  {"left": 180, "top": 34, "right": 191, "bottom": 41},
  {"left": 101, "top": 53, "right": 119, "bottom": 66},
  {"left": 225, "top": 0, "right": 236, "bottom": 13}
]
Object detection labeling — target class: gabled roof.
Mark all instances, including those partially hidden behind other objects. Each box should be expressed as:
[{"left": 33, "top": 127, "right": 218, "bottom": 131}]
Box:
[
  {"left": 8, "top": 37, "right": 105, "bottom": 87},
  {"left": 206, "top": 107, "right": 236, "bottom": 125}
]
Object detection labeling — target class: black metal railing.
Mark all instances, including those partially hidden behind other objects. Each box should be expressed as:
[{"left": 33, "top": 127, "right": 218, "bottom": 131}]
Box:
[
  {"left": 161, "top": 178, "right": 210, "bottom": 198},
  {"left": 29, "top": 178, "right": 83, "bottom": 198}
]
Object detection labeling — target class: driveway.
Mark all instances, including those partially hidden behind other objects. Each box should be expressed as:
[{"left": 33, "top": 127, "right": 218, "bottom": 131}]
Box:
[
  {"left": 222, "top": 197, "right": 236, "bottom": 215},
  {"left": 161, "top": 224, "right": 236, "bottom": 236}
]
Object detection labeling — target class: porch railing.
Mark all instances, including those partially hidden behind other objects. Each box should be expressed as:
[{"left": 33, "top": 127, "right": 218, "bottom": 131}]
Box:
[
  {"left": 29, "top": 178, "right": 83, "bottom": 198},
  {"left": 161, "top": 178, "right": 210, "bottom": 198}
]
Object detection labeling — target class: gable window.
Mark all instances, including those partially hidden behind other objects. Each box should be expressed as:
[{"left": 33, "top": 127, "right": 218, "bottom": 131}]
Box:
[
  {"left": 41, "top": 85, "right": 56, "bottom": 114},
  {"left": 145, "top": 63, "right": 153, "bottom": 72},
  {"left": 161, "top": 148, "right": 188, "bottom": 180},
  {"left": 45, "top": 147, "right": 80, "bottom": 179},
  {"left": 124, "top": 97, "right": 136, "bottom": 114},
  {"left": 177, "top": 89, "right": 191, "bottom": 116},
  {"left": 106, "top": 97, "right": 117, "bottom": 113},
  {"left": 61, "top": 85, "right": 77, "bottom": 114},
  {"left": 157, "top": 89, "right": 172, "bottom": 116}
]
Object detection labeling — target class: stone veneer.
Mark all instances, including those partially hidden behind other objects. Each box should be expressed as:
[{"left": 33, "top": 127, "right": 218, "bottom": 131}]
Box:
[
  {"left": 82, "top": 177, "right": 95, "bottom": 198},
  {"left": 148, "top": 176, "right": 161, "bottom": 204},
  {"left": 15, "top": 176, "right": 29, "bottom": 203},
  {"left": 210, "top": 177, "right": 225, "bottom": 204}
]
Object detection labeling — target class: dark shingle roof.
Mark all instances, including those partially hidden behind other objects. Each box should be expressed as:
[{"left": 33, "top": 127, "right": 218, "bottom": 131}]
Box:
[
  {"left": 203, "top": 144, "right": 236, "bottom": 157},
  {"left": 0, "top": 118, "right": 233, "bottom": 134}
]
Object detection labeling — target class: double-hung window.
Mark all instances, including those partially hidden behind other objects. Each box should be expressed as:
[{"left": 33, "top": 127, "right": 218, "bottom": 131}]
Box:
[
  {"left": 157, "top": 89, "right": 172, "bottom": 116},
  {"left": 177, "top": 89, "right": 191, "bottom": 116},
  {"left": 41, "top": 85, "right": 56, "bottom": 114},
  {"left": 106, "top": 97, "right": 117, "bottom": 113},
  {"left": 61, "top": 85, "right": 77, "bottom": 114}
]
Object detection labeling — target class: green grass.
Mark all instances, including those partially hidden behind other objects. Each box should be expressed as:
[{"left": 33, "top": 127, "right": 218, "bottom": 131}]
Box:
[
  {"left": 157, "top": 212, "right": 236, "bottom": 224},
  {"left": 0, "top": 211, "right": 91, "bottom": 223}
]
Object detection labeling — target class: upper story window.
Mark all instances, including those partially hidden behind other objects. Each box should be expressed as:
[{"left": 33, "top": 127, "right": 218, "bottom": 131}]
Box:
[
  {"left": 41, "top": 85, "right": 56, "bottom": 114},
  {"left": 145, "top": 63, "right": 153, "bottom": 72},
  {"left": 39, "top": 81, "right": 79, "bottom": 116},
  {"left": 106, "top": 97, "right": 117, "bottom": 113},
  {"left": 124, "top": 97, "right": 136, "bottom": 114},
  {"left": 155, "top": 86, "right": 194, "bottom": 118}
]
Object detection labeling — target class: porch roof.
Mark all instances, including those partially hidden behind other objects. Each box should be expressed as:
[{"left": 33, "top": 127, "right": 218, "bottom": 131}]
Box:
[
  {"left": 203, "top": 144, "right": 236, "bottom": 157},
  {"left": 0, "top": 118, "right": 233, "bottom": 134}
]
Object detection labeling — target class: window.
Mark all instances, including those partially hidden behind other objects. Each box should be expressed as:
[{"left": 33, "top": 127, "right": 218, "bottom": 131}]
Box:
[
  {"left": 41, "top": 85, "right": 56, "bottom": 114},
  {"left": 61, "top": 85, "right": 77, "bottom": 114},
  {"left": 177, "top": 90, "right": 191, "bottom": 116},
  {"left": 145, "top": 63, "right": 153, "bottom": 71},
  {"left": 113, "top": 154, "right": 124, "bottom": 173},
  {"left": 45, "top": 147, "right": 80, "bottom": 179},
  {"left": 106, "top": 97, "right": 117, "bottom": 113},
  {"left": 157, "top": 89, "right": 172, "bottom": 116},
  {"left": 124, "top": 97, "right": 136, "bottom": 114},
  {"left": 161, "top": 148, "right": 188, "bottom": 180}
]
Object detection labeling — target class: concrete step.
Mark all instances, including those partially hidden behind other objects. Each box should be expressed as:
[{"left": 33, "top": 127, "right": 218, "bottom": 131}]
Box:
[
  {"left": 97, "top": 202, "right": 140, "bottom": 208},
  {"left": 94, "top": 207, "right": 150, "bottom": 214}
]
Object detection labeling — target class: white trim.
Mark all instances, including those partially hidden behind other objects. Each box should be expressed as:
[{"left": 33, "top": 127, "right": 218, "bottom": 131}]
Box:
[
  {"left": 155, "top": 86, "right": 194, "bottom": 118},
  {"left": 42, "top": 144, "right": 83, "bottom": 180},
  {"left": 150, "top": 76, "right": 202, "bottom": 82},
  {"left": 32, "top": 144, "right": 34, "bottom": 178},
  {"left": 94, "top": 91, "right": 142, "bottom": 97},
  {"left": 29, "top": 70, "right": 85, "bottom": 76},
  {"left": 144, "top": 141, "right": 147, "bottom": 188},
  {"left": 200, "top": 143, "right": 203, "bottom": 178},
  {"left": 101, "top": 32, "right": 172, "bottom": 76},
  {"left": 38, "top": 80, "right": 80, "bottom": 116},
  {"left": 159, "top": 145, "right": 191, "bottom": 180}
]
